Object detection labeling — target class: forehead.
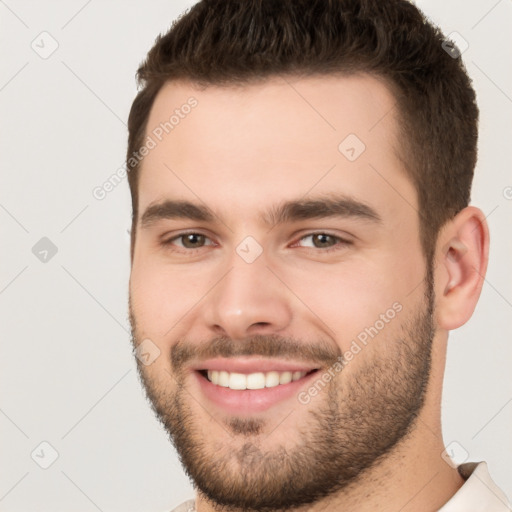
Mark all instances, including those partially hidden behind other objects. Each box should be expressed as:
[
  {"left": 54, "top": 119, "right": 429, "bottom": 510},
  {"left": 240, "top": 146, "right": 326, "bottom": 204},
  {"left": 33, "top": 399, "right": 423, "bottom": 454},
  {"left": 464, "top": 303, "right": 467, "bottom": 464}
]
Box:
[{"left": 137, "top": 74, "right": 416, "bottom": 223}]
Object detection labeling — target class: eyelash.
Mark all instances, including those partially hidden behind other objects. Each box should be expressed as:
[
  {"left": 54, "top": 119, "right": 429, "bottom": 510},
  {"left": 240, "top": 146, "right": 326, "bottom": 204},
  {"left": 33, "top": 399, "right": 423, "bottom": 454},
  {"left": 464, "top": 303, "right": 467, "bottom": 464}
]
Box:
[{"left": 161, "top": 231, "right": 352, "bottom": 254}]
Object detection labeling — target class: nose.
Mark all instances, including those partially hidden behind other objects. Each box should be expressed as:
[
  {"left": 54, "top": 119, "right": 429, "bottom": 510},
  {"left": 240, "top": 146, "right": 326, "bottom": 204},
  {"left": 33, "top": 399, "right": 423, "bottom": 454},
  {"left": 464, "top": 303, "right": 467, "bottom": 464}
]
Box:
[{"left": 202, "top": 253, "right": 293, "bottom": 340}]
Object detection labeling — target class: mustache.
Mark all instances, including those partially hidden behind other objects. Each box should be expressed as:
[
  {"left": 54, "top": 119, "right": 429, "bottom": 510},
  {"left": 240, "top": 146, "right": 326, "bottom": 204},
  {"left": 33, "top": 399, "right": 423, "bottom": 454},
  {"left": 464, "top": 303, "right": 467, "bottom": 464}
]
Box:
[{"left": 170, "top": 334, "right": 342, "bottom": 373}]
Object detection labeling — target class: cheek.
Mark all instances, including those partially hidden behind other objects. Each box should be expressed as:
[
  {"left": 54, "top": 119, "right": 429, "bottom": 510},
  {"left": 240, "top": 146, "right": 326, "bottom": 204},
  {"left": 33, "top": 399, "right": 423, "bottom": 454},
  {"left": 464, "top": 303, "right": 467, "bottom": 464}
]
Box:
[
  {"left": 130, "top": 260, "right": 181, "bottom": 338},
  {"left": 130, "top": 257, "right": 215, "bottom": 339},
  {"left": 278, "top": 260, "right": 409, "bottom": 351}
]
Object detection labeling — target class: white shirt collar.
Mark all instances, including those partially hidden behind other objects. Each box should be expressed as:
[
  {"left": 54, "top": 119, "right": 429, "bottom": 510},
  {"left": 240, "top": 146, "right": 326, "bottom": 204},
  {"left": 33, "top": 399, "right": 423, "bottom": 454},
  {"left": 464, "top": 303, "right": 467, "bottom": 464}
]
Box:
[{"left": 438, "top": 461, "right": 511, "bottom": 511}]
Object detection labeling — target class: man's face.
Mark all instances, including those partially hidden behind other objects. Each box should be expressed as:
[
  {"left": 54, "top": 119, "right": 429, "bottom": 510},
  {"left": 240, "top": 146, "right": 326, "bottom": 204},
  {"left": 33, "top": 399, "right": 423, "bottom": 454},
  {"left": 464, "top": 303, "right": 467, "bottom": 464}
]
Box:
[{"left": 129, "top": 74, "right": 435, "bottom": 509}]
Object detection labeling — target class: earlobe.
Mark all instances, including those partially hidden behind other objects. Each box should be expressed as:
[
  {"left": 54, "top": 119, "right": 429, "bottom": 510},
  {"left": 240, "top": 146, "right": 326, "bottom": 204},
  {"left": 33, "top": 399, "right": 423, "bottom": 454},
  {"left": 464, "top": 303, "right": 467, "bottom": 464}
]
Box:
[{"left": 435, "top": 206, "right": 490, "bottom": 331}]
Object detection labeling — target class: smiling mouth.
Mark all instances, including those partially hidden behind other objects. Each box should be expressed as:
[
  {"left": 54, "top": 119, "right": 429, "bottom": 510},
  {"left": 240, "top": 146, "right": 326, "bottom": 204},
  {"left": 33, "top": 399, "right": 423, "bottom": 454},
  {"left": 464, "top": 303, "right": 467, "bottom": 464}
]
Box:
[{"left": 198, "top": 369, "right": 319, "bottom": 390}]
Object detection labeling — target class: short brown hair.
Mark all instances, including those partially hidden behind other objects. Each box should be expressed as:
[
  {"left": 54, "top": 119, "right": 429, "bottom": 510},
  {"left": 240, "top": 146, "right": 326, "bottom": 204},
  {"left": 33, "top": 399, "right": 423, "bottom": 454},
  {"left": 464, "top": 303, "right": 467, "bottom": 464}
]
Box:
[{"left": 127, "top": 0, "right": 478, "bottom": 263}]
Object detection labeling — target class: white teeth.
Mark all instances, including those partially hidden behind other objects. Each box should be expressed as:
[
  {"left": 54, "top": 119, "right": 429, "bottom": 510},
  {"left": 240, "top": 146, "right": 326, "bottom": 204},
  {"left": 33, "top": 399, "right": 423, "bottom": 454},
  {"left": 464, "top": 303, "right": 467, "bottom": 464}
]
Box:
[
  {"left": 279, "top": 371, "right": 293, "bottom": 384},
  {"left": 292, "top": 371, "right": 303, "bottom": 381},
  {"left": 229, "top": 372, "right": 247, "bottom": 390},
  {"left": 265, "top": 371, "right": 280, "bottom": 387},
  {"left": 246, "top": 372, "right": 265, "bottom": 389},
  {"left": 218, "top": 370, "right": 230, "bottom": 387},
  {"left": 206, "top": 369, "right": 310, "bottom": 390}
]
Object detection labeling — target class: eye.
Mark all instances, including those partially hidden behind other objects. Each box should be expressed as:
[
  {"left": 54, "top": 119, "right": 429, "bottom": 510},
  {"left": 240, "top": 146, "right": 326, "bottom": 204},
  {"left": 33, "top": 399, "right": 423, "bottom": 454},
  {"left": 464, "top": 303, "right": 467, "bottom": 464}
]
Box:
[
  {"left": 163, "top": 232, "right": 215, "bottom": 250},
  {"left": 294, "top": 233, "right": 351, "bottom": 251}
]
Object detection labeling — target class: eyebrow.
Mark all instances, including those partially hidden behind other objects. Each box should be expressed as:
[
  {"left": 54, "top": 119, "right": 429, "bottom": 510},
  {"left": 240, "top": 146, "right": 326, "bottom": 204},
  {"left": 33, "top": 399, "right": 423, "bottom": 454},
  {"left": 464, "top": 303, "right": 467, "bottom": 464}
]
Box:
[{"left": 139, "top": 195, "right": 381, "bottom": 229}]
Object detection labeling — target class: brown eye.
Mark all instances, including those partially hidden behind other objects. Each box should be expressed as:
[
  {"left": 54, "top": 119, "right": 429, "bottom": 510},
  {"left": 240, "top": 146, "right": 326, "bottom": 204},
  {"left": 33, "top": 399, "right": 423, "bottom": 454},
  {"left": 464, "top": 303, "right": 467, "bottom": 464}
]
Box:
[
  {"left": 294, "top": 233, "right": 352, "bottom": 252},
  {"left": 180, "top": 233, "right": 206, "bottom": 248},
  {"left": 162, "top": 232, "right": 214, "bottom": 250},
  {"left": 311, "top": 233, "right": 337, "bottom": 248}
]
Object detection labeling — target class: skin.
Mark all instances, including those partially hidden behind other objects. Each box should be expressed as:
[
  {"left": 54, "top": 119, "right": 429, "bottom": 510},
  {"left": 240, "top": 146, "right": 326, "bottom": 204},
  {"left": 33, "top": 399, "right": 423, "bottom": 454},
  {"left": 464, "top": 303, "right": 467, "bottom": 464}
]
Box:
[{"left": 129, "top": 74, "right": 489, "bottom": 511}]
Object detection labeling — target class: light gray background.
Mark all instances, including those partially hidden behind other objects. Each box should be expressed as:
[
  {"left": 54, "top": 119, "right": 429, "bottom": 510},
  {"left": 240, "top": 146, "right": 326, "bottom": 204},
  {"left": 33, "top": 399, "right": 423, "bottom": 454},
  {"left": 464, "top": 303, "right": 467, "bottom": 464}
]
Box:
[{"left": 0, "top": 1, "right": 511, "bottom": 511}]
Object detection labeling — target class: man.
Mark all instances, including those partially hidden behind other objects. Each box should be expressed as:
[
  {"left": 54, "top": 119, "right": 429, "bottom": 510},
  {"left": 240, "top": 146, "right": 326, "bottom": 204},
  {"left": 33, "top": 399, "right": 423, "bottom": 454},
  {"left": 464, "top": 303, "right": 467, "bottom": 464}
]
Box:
[{"left": 126, "top": 0, "right": 510, "bottom": 510}]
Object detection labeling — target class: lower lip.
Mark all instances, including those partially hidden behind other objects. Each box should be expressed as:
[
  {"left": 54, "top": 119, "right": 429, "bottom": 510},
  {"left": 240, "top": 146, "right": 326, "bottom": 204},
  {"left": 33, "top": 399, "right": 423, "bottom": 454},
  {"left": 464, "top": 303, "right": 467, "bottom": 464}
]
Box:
[{"left": 193, "top": 370, "right": 320, "bottom": 414}]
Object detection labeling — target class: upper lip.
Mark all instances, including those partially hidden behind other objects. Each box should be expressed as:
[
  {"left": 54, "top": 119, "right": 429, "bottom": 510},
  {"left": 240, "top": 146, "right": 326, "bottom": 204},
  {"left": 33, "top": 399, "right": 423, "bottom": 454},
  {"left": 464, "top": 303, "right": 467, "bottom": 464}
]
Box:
[{"left": 190, "top": 357, "right": 320, "bottom": 374}]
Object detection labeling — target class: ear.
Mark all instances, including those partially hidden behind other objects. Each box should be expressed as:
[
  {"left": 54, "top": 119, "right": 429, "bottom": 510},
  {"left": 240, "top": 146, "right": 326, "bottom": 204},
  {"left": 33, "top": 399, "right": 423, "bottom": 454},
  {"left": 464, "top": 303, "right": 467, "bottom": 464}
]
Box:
[{"left": 434, "top": 206, "right": 490, "bottom": 330}]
